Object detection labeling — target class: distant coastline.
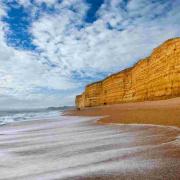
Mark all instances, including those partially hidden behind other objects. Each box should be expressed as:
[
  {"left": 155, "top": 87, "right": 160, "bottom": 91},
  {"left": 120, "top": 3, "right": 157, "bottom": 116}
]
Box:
[{"left": 47, "top": 106, "right": 74, "bottom": 111}]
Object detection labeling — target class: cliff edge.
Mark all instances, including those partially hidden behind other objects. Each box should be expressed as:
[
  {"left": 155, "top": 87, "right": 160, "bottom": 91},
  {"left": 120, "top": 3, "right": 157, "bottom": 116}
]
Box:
[{"left": 76, "top": 38, "right": 180, "bottom": 109}]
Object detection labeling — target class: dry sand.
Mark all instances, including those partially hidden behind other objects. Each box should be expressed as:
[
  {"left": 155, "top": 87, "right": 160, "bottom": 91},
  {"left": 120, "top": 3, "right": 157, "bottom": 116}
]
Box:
[{"left": 68, "top": 97, "right": 180, "bottom": 128}]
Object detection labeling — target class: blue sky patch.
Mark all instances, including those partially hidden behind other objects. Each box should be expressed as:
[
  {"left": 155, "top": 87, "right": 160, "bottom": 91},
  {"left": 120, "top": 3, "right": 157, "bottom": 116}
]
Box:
[
  {"left": 2, "top": 0, "right": 60, "bottom": 51},
  {"left": 85, "top": 0, "right": 104, "bottom": 23},
  {"left": 2, "top": 1, "right": 36, "bottom": 51}
]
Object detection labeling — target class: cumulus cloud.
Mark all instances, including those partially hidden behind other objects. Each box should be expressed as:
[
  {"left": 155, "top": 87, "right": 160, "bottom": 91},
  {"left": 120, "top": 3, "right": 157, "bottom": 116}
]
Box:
[{"left": 0, "top": 0, "right": 180, "bottom": 109}]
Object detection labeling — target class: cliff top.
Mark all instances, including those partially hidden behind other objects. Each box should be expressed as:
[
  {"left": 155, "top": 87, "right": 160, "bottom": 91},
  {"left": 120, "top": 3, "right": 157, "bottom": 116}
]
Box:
[{"left": 85, "top": 37, "right": 180, "bottom": 89}]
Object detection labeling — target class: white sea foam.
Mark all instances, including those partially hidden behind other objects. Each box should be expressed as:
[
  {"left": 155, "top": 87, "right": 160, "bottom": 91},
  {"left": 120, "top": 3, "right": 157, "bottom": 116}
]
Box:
[{"left": 0, "top": 110, "right": 61, "bottom": 126}]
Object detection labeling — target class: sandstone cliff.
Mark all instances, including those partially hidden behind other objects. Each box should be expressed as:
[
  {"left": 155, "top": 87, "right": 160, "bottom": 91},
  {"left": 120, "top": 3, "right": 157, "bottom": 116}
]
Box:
[{"left": 76, "top": 38, "right": 180, "bottom": 109}]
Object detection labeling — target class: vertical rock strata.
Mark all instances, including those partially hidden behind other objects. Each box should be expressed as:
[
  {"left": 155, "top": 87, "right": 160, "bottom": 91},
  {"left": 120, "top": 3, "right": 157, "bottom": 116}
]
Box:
[{"left": 76, "top": 38, "right": 180, "bottom": 109}]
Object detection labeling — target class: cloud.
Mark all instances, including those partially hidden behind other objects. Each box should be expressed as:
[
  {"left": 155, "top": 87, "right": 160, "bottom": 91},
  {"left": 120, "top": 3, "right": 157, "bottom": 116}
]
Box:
[
  {"left": 0, "top": 2, "right": 78, "bottom": 108},
  {"left": 31, "top": 0, "right": 180, "bottom": 74},
  {"left": 0, "top": 0, "right": 180, "bottom": 108}
]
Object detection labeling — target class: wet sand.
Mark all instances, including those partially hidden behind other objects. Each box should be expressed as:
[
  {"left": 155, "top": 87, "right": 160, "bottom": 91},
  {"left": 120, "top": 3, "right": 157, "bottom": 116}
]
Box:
[
  {"left": 0, "top": 114, "right": 180, "bottom": 179},
  {"left": 68, "top": 97, "right": 180, "bottom": 127}
]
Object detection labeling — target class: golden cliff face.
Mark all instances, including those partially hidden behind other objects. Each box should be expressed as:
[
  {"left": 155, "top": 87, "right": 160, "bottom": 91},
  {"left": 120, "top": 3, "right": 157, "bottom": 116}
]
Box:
[{"left": 76, "top": 38, "right": 180, "bottom": 109}]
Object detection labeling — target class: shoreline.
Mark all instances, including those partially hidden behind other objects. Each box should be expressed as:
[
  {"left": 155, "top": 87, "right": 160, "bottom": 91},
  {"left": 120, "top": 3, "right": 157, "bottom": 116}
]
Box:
[
  {"left": 67, "top": 97, "right": 180, "bottom": 128},
  {"left": 0, "top": 105, "right": 179, "bottom": 179}
]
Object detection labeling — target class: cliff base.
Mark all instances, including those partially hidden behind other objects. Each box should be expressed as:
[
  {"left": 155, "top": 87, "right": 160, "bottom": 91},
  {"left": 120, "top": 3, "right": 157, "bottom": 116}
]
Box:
[{"left": 68, "top": 97, "right": 180, "bottom": 127}]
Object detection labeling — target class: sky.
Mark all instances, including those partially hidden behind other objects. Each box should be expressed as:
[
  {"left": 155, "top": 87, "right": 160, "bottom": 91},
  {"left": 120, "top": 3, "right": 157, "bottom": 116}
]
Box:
[{"left": 0, "top": 0, "right": 180, "bottom": 109}]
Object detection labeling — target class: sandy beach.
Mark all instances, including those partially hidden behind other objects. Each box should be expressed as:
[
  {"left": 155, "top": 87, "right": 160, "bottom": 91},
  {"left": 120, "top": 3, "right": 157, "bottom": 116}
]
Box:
[
  {"left": 68, "top": 97, "right": 180, "bottom": 128},
  {"left": 0, "top": 110, "right": 180, "bottom": 179}
]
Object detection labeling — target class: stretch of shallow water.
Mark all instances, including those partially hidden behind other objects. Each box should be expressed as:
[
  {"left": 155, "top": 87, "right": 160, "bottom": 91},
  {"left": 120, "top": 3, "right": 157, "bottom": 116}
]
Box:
[{"left": 0, "top": 114, "right": 179, "bottom": 179}]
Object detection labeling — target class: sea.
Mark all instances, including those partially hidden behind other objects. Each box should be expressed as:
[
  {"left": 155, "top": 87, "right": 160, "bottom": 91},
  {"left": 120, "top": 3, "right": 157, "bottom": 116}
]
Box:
[{"left": 0, "top": 108, "right": 65, "bottom": 125}]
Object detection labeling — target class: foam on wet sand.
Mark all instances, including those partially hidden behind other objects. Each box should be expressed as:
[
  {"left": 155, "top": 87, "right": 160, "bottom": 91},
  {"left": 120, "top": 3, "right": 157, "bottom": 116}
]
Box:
[{"left": 0, "top": 115, "right": 179, "bottom": 180}]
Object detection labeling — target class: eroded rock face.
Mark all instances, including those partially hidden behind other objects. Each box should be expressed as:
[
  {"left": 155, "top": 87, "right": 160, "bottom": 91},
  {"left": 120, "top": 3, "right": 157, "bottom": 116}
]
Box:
[{"left": 76, "top": 38, "right": 180, "bottom": 109}]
